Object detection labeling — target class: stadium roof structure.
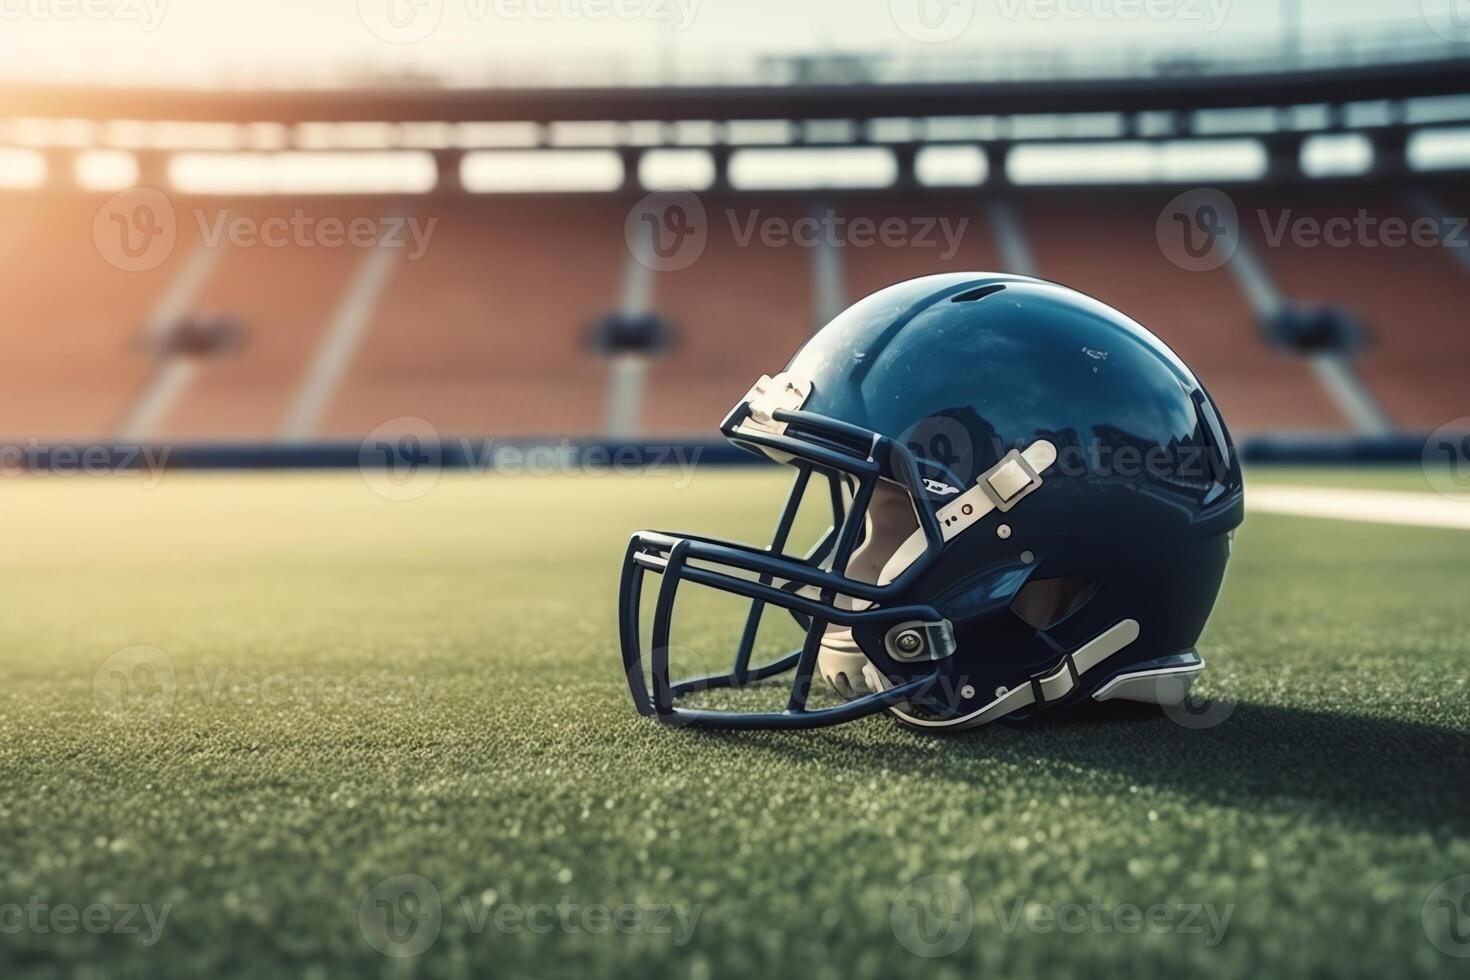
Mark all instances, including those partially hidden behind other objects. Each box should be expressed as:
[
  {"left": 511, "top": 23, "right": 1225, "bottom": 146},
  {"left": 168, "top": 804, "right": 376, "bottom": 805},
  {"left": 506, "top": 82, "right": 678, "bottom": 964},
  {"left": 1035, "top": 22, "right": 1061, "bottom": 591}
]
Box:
[
  {"left": 5, "top": 49, "right": 1470, "bottom": 122},
  {"left": 4, "top": 39, "right": 1469, "bottom": 195}
]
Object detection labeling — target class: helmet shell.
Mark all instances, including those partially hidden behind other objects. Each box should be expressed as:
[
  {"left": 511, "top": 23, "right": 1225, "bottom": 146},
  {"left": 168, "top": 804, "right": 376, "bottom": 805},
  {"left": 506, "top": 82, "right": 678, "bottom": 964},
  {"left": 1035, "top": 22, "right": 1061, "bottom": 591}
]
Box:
[{"left": 790, "top": 274, "right": 1244, "bottom": 715}]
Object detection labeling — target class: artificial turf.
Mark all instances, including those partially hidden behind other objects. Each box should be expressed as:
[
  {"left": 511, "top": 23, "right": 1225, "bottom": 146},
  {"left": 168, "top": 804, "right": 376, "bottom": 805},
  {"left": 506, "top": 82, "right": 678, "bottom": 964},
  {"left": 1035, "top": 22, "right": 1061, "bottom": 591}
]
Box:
[{"left": 0, "top": 468, "right": 1466, "bottom": 979}]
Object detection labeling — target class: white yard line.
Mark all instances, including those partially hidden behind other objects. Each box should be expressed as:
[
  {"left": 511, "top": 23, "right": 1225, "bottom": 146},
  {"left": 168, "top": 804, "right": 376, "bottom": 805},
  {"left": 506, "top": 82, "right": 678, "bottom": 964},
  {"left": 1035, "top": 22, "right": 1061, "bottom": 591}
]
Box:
[{"left": 1249, "top": 485, "right": 1470, "bottom": 530}]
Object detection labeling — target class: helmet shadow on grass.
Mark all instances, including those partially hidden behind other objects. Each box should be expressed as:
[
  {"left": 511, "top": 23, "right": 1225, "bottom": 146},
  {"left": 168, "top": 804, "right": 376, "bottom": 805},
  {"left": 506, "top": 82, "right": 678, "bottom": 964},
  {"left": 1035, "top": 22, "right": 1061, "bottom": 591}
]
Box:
[{"left": 686, "top": 701, "right": 1470, "bottom": 836}]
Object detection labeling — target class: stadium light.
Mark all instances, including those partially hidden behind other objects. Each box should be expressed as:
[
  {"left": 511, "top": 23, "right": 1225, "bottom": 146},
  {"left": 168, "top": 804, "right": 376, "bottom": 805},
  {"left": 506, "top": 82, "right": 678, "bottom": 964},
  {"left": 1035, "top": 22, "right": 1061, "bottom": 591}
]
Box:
[{"left": 0, "top": 149, "right": 47, "bottom": 189}]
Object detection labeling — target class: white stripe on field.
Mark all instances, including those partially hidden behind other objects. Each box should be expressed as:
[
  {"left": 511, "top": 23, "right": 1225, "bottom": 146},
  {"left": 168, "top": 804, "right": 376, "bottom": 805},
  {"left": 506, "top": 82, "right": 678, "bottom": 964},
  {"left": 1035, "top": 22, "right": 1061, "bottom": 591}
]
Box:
[{"left": 1249, "top": 485, "right": 1470, "bottom": 530}]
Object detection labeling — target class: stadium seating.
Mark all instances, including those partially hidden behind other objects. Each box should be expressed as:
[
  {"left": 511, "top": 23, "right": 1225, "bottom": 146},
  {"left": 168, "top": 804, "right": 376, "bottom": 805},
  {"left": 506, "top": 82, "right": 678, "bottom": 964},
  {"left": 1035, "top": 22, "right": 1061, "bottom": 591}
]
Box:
[
  {"left": 153, "top": 199, "right": 362, "bottom": 440},
  {"left": 1242, "top": 185, "right": 1470, "bottom": 431},
  {"left": 1017, "top": 189, "right": 1348, "bottom": 433},
  {"left": 641, "top": 198, "right": 816, "bottom": 436},
  {"left": 2, "top": 183, "right": 1466, "bottom": 444},
  {"left": 0, "top": 195, "right": 197, "bottom": 440},
  {"left": 320, "top": 198, "right": 621, "bottom": 439}
]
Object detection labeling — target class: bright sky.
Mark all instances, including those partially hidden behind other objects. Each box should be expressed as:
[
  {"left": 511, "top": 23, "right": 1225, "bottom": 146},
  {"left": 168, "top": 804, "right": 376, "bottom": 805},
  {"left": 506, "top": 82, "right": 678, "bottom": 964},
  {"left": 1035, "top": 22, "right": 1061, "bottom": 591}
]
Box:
[{"left": 0, "top": 0, "right": 1446, "bottom": 86}]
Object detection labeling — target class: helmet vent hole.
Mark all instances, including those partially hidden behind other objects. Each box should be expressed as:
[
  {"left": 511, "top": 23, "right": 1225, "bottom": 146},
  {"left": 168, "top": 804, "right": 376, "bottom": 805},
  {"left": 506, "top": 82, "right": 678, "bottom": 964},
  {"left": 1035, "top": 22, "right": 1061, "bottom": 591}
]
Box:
[
  {"left": 1011, "top": 576, "right": 1097, "bottom": 631},
  {"left": 951, "top": 284, "right": 1006, "bottom": 304}
]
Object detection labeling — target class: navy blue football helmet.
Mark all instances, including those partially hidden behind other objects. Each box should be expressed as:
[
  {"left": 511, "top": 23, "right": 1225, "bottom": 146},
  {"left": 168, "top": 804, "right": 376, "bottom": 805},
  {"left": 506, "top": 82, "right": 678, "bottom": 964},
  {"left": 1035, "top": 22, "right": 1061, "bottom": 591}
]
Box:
[{"left": 619, "top": 274, "right": 1243, "bottom": 730}]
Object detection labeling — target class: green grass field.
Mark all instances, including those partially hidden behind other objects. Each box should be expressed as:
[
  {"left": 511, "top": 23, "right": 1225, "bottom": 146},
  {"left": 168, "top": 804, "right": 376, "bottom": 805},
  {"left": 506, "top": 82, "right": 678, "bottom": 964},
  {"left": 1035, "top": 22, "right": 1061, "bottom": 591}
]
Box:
[{"left": 1, "top": 467, "right": 1467, "bottom": 979}]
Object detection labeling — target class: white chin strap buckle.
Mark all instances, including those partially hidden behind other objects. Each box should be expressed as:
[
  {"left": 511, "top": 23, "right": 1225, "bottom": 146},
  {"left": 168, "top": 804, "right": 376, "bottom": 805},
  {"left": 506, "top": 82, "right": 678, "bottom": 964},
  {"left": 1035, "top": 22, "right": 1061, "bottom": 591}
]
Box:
[
  {"left": 737, "top": 372, "right": 812, "bottom": 436},
  {"left": 878, "top": 438, "right": 1058, "bottom": 587}
]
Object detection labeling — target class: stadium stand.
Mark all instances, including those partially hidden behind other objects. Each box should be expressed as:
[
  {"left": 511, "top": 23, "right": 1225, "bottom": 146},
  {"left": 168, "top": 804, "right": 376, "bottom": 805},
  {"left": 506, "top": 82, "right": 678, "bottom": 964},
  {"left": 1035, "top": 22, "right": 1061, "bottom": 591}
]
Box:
[
  {"left": 150, "top": 199, "right": 363, "bottom": 441},
  {"left": 841, "top": 194, "right": 1005, "bottom": 291},
  {"left": 641, "top": 198, "right": 815, "bottom": 436},
  {"left": 1017, "top": 189, "right": 1348, "bottom": 433},
  {"left": 1243, "top": 184, "right": 1470, "bottom": 431},
  {"left": 0, "top": 195, "right": 201, "bottom": 440},
  {"left": 2, "top": 45, "right": 1468, "bottom": 454},
  {"left": 319, "top": 198, "right": 623, "bottom": 439}
]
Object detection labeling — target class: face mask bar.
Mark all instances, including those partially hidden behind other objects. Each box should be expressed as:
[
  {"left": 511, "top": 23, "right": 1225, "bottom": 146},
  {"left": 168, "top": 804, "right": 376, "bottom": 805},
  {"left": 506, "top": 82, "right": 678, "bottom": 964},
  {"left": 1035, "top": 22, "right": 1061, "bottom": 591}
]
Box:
[{"left": 618, "top": 403, "right": 951, "bottom": 729}]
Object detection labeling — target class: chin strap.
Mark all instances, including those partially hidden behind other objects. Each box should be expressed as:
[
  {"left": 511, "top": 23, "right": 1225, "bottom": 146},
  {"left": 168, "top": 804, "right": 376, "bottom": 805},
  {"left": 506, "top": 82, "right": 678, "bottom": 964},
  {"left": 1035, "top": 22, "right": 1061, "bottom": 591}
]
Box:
[
  {"left": 878, "top": 439, "right": 1058, "bottom": 586},
  {"left": 866, "top": 618, "right": 1140, "bottom": 730}
]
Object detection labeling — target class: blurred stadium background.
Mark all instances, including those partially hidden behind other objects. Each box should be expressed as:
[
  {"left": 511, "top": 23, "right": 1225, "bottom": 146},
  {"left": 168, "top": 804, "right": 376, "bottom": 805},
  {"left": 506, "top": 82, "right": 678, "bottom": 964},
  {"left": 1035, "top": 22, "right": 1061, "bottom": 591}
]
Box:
[
  {"left": 4, "top": 4, "right": 1470, "bottom": 978},
  {"left": 0, "top": 2, "right": 1467, "bottom": 464}
]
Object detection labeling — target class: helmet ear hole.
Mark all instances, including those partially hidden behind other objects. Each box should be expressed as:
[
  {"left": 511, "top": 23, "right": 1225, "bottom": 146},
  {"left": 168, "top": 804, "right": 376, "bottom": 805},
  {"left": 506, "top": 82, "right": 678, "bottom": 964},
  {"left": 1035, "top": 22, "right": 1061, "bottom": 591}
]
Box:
[
  {"left": 841, "top": 482, "right": 920, "bottom": 587},
  {"left": 1011, "top": 576, "right": 1098, "bottom": 631}
]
